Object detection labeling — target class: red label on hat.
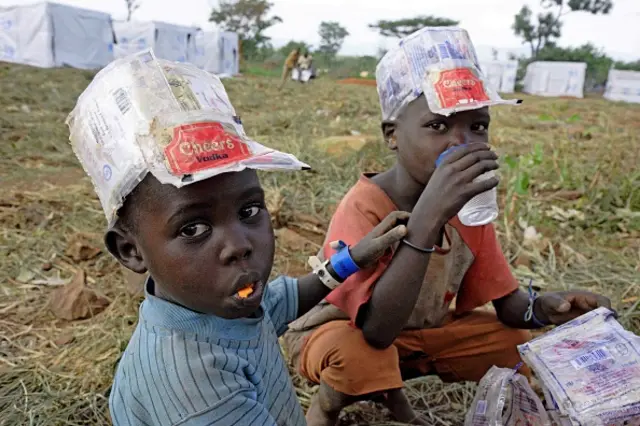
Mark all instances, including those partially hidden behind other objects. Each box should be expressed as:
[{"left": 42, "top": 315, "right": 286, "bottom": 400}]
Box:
[
  {"left": 433, "top": 68, "right": 489, "bottom": 109},
  {"left": 164, "top": 122, "right": 252, "bottom": 175}
]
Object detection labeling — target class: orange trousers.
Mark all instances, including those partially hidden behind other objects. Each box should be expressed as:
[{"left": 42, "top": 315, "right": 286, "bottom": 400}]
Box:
[{"left": 298, "top": 310, "right": 532, "bottom": 396}]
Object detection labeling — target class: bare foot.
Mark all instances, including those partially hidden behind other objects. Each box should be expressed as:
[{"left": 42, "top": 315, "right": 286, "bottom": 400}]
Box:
[
  {"left": 381, "top": 388, "right": 428, "bottom": 425},
  {"left": 306, "top": 394, "right": 339, "bottom": 426},
  {"left": 306, "top": 381, "right": 356, "bottom": 426}
]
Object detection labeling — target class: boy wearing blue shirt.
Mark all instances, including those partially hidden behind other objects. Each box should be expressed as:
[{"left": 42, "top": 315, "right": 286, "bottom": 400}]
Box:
[{"left": 67, "top": 52, "right": 407, "bottom": 426}]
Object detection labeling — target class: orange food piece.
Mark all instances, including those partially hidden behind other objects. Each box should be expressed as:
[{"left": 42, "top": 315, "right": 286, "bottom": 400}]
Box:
[{"left": 237, "top": 284, "right": 254, "bottom": 299}]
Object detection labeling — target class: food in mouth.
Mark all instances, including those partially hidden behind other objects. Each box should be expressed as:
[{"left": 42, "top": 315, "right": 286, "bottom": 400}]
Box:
[{"left": 237, "top": 283, "right": 254, "bottom": 299}]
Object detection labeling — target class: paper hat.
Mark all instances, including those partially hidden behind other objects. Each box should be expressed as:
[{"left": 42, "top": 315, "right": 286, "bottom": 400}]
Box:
[
  {"left": 66, "top": 49, "right": 309, "bottom": 226},
  {"left": 375, "top": 26, "right": 520, "bottom": 120}
]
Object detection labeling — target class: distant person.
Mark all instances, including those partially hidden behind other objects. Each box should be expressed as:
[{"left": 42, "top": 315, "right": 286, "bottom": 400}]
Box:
[
  {"left": 282, "top": 27, "right": 613, "bottom": 426},
  {"left": 297, "top": 51, "right": 315, "bottom": 82},
  {"left": 280, "top": 48, "right": 300, "bottom": 89}
]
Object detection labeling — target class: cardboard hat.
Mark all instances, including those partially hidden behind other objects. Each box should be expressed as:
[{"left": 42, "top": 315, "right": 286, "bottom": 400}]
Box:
[
  {"left": 66, "top": 49, "right": 309, "bottom": 226},
  {"left": 375, "top": 26, "right": 521, "bottom": 120}
]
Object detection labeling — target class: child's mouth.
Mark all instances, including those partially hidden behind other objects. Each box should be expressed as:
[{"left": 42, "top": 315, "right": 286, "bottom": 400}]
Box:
[
  {"left": 231, "top": 273, "right": 264, "bottom": 308},
  {"left": 236, "top": 283, "right": 255, "bottom": 299},
  {"left": 233, "top": 280, "right": 264, "bottom": 306}
]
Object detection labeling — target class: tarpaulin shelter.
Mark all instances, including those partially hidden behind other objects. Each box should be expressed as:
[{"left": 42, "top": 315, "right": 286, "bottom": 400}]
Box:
[
  {"left": 188, "top": 29, "right": 239, "bottom": 77},
  {"left": 0, "top": 1, "right": 114, "bottom": 69},
  {"left": 523, "top": 61, "right": 587, "bottom": 98},
  {"left": 604, "top": 69, "right": 640, "bottom": 104},
  {"left": 113, "top": 20, "right": 194, "bottom": 63},
  {"left": 479, "top": 60, "right": 518, "bottom": 93}
]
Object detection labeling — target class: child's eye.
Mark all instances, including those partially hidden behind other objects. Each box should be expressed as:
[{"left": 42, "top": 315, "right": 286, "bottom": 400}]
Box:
[
  {"left": 426, "top": 122, "right": 448, "bottom": 132},
  {"left": 239, "top": 204, "right": 262, "bottom": 220},
  {"left": 472, "top": 123, "right": 489, "bottom": 132},
  {"left": 180, "top": 223, "right": 211, "bottom": 238}
]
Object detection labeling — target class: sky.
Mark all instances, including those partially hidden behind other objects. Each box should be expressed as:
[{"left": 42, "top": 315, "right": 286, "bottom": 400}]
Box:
[{"left": 1, "top": 0, "right": 638, "bottom": 61}]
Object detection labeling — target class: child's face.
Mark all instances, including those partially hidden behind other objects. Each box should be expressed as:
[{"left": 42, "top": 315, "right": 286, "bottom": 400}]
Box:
[
  {"left": 108, "top": 169, "right": 275, "bottom": 319},
  {"left": 385, "top": 96, "right": 491, "bottom": 185}
]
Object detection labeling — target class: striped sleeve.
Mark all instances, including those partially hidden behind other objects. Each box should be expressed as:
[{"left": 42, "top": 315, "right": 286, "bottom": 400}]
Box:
[
  {"left": 263, "top": 276, "right": 299, "bottom": 336},
  {"left": 175, "top": 391, "right": 278, "bottom": 426}
]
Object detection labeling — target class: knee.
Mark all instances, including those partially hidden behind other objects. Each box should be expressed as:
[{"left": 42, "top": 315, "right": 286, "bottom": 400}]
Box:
[
  {"left": 331, "top": 335, "right": 399, "bottom": 375},
  {"left": 505, "top": 327, "right": 533, "bottom": 347},
  {"left": 300, "top": 322, "right": 404, "bottom": 394}
]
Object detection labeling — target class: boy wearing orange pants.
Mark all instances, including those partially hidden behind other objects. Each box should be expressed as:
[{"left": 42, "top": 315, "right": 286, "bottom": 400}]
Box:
[{"left": 283, "top": 27, "right": 612, "bottom": 426}]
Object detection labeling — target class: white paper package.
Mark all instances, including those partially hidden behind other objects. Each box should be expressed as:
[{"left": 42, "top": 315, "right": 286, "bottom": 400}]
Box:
[
  {"left": 465, "top": 366, "right": 551, "bottom": 426},
  {"left": 375, "top": 27, "right": 520, "bottom": 120},
  {"left": 66, "top": 49, "right": 309, "bottom": 226},
  {"left": 518, "top": 308, "right": 640, "bottom": 425}
]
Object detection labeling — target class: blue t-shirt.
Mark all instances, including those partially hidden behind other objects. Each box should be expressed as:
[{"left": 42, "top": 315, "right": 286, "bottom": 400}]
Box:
[{"left": 109, "top": 276, "right": 305, "bottom": 426}]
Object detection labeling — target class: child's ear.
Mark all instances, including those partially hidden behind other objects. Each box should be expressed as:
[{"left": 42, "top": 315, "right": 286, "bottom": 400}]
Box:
[
  {"left": 381, "top": 121, "right": 398, "bottom": 151},
  {"left": 105, "top": 227, "right": 147, "bottom": 274}
]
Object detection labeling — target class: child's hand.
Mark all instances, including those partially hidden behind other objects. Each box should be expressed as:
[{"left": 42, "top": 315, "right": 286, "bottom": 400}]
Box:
[
  {"left": 336, "top": 211, "right": 410, "bottom": 269},
  {"left": 418, "top": 143, "right": 499, "bottom": 227},
  {"left": 534, "top": 291, "right": 614, "bottom": 326}
]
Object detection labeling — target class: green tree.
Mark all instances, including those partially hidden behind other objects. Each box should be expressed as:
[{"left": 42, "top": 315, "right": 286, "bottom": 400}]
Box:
[
  {"left": 513, "top": 0, "right": 613, "bottom": 58},
  {"left": 614, "top": 60, "right": 640, "bottom": 71},
  {"left": 209, "top": 0, "right": 282, "bottom": 59},
  {"left": 368, "top": 16, "right": 459, "bottom": 38},
  {"left": 124, "top": 0, "right": 140, "bottom": 21},
  {"left": 318, "top": 21, "right": 349, "bottom": 60},
  {"left": 278, "top": 40, "right": 313, "bottom": 56}
]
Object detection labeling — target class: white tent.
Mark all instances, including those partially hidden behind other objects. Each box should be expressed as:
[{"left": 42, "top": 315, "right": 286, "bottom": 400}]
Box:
[
  {"left": 523, "top": 61, "right": 587, "bottom": 98},
  {"left": 479, "top": 60, "right": 518, "bottom": 93},
  {"left": 113, "top": 20, "right": 195, "bottom": 63},
  {"left": 0, "top": 2, "right": 113, "bottom": 69},
  {"left": 188, "top": 29, "right": 239, "bottom": 77},
  {"left": 604, "top": 69, "right": 640, "bottom": 104}
]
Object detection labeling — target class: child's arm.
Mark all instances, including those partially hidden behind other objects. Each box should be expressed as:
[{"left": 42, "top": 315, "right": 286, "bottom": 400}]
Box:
[
  {"left": 296, "top": 211, "right": 409, "bottom": 317},
  {"left": 358, "top": 144, "right": 500, "bottom": 349},
  {"left": 493, "top": 288, "right": 613, "bottom": 328}
]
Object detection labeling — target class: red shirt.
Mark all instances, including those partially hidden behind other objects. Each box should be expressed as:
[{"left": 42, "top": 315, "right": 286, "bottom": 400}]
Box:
[{"left": 322, "top": 175, "right": 519, "bottom": 328}]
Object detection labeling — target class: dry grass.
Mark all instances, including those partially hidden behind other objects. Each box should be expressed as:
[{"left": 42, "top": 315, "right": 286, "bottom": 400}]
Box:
[{"left": 1, "top": 61, "right": 639, "bottom": 425}]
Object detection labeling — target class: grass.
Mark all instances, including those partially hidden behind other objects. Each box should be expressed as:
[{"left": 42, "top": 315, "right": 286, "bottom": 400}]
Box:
[{"left": 0, "top": 61, "right": 639, "bottom": 425}]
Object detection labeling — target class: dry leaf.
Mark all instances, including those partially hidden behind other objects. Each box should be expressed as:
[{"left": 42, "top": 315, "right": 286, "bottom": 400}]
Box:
[
  {"left": 49, "top": 270, "right": 110, "bottom": 320},
  {"left": 275, "top": 228, "right": 319, "bottom": 252},
  {"left": 545, "top": 206, "right": 585, "bottom": 222},
  {"left": 550, "top": 190, "right": 584, "bottom": 201},
  {"left": 293, "top": 213, "right": 325, "bottom": 227},
  {"left": 65, "top": 234, "right": 102, "bottom": 262},
  {"left": 54, "top": 331, "right": 75, "bottom": 346},
  {"left": 559, "top": 243, "right": 588, "bottom": 265},
  {"left": 513, "top": 253, "right": 532, "bottom": 269},
  {"left": 32, "top": 277, "right": 70, "bottom": 286},
  {"left": 522, "top": 226, "right": 541, "bottom": 246},
  {"left": 16, "top": 269, "right": 35, "bottom": 283},
  {"left": 315, "top": 135, "right": 369, "bottom": 157}
]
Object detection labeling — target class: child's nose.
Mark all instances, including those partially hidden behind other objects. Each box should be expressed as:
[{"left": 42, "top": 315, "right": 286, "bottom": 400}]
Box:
[
  {"left": 219, "top": 227, "right": 253, "bottom": 265},
  {"left": 448, "top": 129, "right": 470, "bottom": 146}
]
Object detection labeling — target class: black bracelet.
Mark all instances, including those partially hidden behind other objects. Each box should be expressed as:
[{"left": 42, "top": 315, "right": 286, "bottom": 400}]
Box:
[
  {"left": 401, "top": 238, "right": 435, "bottom": 253},
  {"left": 325, "top": 261, "right": 345, "bottom": 283}
]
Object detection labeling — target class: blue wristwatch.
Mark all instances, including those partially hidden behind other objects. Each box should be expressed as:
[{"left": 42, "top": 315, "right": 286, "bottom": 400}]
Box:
[{"left": 308, "top": 240, "right": 361, "bottom": 290}]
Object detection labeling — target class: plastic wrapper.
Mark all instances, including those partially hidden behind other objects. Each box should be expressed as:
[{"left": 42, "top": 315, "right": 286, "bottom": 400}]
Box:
[
  {"left": 465, "top": 366, "right": 551, "bottom": 426},
  {"left": 375, "top": 26, "right": 520, "bottom": 119},
  {"left": 66, "top": 49, "right": 309, "bottom": 226},
  {"left": 518, "top": 308, "right": 640, "bottom": 426}
]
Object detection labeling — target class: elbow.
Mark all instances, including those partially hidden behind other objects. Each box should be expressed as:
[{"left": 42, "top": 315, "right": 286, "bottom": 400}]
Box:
[
  {"left": 361, "top": 324, "right": 393, "bottom": 350},
  {"left": 494, "top": 304, "right": 510, "bottom": 326}
]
